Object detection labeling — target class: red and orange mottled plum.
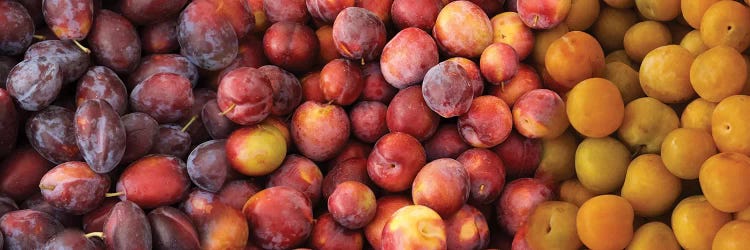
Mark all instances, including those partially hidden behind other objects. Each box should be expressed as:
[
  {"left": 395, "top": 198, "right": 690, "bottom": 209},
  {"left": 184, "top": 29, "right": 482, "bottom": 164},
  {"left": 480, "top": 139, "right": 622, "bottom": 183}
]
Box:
[{"left": 380, "top": 27, "right": 439, "bottom": 89}]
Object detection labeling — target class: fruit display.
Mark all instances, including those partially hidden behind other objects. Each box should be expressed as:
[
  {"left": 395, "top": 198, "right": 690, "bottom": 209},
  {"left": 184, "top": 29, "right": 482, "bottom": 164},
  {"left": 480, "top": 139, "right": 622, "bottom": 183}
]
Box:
[{"left": 3, "top": 0, "right": 750, "bottom": 249}]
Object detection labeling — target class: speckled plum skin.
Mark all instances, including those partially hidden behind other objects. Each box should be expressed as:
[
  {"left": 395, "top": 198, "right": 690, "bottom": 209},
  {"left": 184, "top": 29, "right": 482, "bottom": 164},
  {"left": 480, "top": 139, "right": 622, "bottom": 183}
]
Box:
[
  {"left": 412, "top": 158, "right": 471, "bottom": 217},
  {"left": 0, "top": 1, "right": 34, "bottom": 56},
  {"left": 75, "top": 66, "right": 128, "bottom": 115},
  {"left": 74, "top": 99, "right": 126, "bottom": 174},
  {"left": 0, "top": 210, "right": 64, "bottom": 249},
  {"left": 291, "top": 101, "right": 350, "bottom": 162},
  {"left": 186, "top": 140, "right": 231, "bottom": 193},
  {"left": 39, "top": 161, "right": 110, "bottom": 214},
  {"left": 216, "top": 67, "right": 273, "bottom": 126},
  {"left": 24, "top": 40, "right": 90, "bottom": 84},
  {"left": 332, "top": 7, "right": 387, "bottom": 62},
  {"left": 380, "top": 27, "right": 439, "bottom": 89},
  {"left": 87, "top": 10, "right": 141, "bottom": 74},
  {"left": 327, "top": 181, "right": 377, "bottom": 229},
  {"left": 177, "top": 0, "right": 238, "bottom": 71},
  {"left": 267, "top": 154, "right": 324, "bottom": 206},
  {"left": 386, "top": 86, "right": 440, "bottom": 141},
  {"left": 422, "top": 61, "right": 474, "bottom": 118},
  {"left": 242, "top": 186, "right": 314, "bottom": 250},
  {"left": 127, "top": 54, "right": 199, "bottom": 90},
  {"left": 367, "top": 132, "right": 426, "bottom": 192},
  {"left": 129, "top": 72, "right": 194, "bottom": 124},
  {"left": 26, "top": 106, "right": 82, "bottom": 164},
  {"left": 42, "top": 0, "right": 93, "bottom": 40},
  {"left": 6, "top": 57, "right": 63, "bottom": 111}
]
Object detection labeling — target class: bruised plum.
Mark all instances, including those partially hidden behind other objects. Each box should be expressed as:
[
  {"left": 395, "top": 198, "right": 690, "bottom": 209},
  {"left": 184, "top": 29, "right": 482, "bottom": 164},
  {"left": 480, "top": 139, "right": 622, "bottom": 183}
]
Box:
[
  {"left": 310, "top": 213, "right": 364, "bottom": 249},
  {"left": 74, "top": 99, "right": 126, "bottom": 173}
]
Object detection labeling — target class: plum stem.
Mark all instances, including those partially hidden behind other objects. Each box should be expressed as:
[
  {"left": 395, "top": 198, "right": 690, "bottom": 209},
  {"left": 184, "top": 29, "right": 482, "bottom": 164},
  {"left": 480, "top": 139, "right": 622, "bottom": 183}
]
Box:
[
  {"left": 181, "top": 115, "right": 198, "bottom": 132},
  {"left": 38, "top": 184, "right": 55, "bottom": 191},
  {"left": 105, "top": 192, "right": 124, "bottom": 197},
  {"left": 72, "top": 40, "right": 91, "bottom": 54},
  {"left": 361, "top": 58, "right": 365, "bottom": 66},
  {"left": 219, "top": 103, "right": 236, "bottom": 116},
  {"left": 33, "top": 35, "right": 46, "bottom": 40},
  {"left": 85, "top": 232, "right": 105, "bottom": 239}
]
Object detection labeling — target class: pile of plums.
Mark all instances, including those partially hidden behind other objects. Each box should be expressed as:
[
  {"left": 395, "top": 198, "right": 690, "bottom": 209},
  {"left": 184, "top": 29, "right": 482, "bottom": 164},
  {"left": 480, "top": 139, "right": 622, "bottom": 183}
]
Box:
[{"left": 4, "top": 0, "right": 750, "bottom": 249}]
